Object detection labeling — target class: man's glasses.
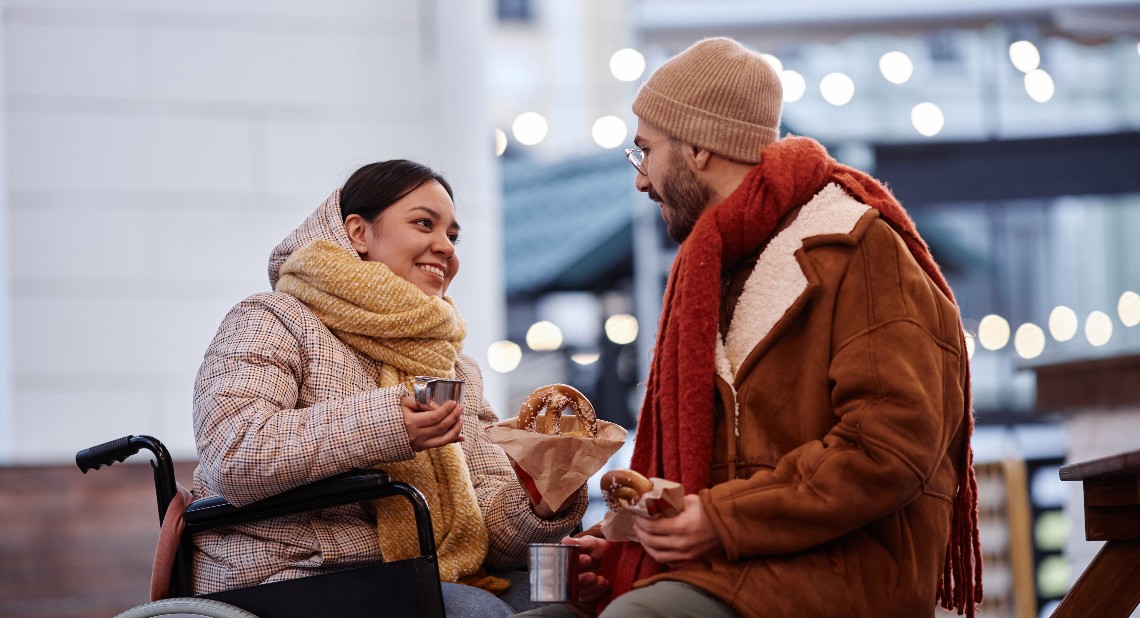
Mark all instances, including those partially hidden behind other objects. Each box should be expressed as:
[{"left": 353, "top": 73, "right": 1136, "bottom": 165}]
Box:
[{"left": 624, "top": 136, "right": 676, "bottom": 176}]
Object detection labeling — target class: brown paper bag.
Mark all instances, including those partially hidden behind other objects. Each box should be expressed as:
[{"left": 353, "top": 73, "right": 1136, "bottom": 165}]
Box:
[
  {"left": 485, "top": 415, "right": 627, "bottom": 516},
  {"left": 600, "top": 477, "right": 685, "bottom": 542}
]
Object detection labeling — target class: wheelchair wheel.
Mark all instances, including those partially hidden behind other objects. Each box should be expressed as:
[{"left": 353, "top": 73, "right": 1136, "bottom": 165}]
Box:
[{"left": 114, "top": 597, "right": 258, "bottom": 618}]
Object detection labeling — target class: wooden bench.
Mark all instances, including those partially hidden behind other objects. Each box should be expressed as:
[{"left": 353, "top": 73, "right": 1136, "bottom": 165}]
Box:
[{"left": 1050, "top": 449, "right": 1140, "bottom": 617}]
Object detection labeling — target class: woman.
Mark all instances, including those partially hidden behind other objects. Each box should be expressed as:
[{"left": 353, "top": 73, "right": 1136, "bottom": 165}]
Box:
[{"left": 190, "top": 160, "right": 587, "bottom": 615}]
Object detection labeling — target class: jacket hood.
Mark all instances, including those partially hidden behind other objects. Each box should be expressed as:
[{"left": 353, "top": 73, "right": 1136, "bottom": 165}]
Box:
[{"left": 268, "top": 189, "right": 356, "bottom": 289}]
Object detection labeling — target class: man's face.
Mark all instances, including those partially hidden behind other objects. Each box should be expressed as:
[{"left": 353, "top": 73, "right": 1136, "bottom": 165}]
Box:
[{"left": 632, "top": 120, "right": 714, "bottom": 243}]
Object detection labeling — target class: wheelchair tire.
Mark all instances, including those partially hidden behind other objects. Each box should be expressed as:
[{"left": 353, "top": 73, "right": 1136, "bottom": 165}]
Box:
[{"left": 114, "top": 597, "right": 259, "bottom": 618}]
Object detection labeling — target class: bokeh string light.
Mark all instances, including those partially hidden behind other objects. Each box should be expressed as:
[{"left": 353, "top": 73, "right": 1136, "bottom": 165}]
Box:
[
  {"left": 501, "top": 37, "right": 1075, "bottom": 151},
  {"left": 1024, "top": 69, "right": 1055, "bottom": 103},
  {"left": 979, "top": 314, "right": 1012, "bottom": 350},
  {"left": 570, "top": 352, "right": 601, "bottom": 366},
  {"left": 525, "top": 320, "right": 563, "bottom": 351},
  {"left": 604, "top": 313, "right": 639, "bottom": 345},
  {"left": 961, "top": 292, "right": 1139, "bottom": 361},
  {"left": 487, "top": 340, "right": 522, "bottom": 373},
  {"left": 1009, "top": 40, "right": 1041, "bottom": 73},
  {"left": 512, "top": 111, "right": 548, "bottom": 146},
  {"left": 1014, "top": 323, "right": 1047, "bottom": 359},
  {"left": 494, "top": 128, "right": 508, "bottom": 157},
  {"left": 1048, "top": 306, "right": 1079, "bottom": 341},
  {"left": 1085, "top": 311, "right": 1113, "bottom": 347},
  {"left": 496, "top": 291, "right": 1140, "bottom": 371},
  {"left": 780, "top": 70, "right": 807, "bottom": 103},
  {"left": 609, "top": 48, "right": 646, "bottom": 82},
  {"left": 820, "top": 72, "right": 856, "bottom": 106},
  {"left": 911, "top": 102, "right": 945, "bottom": 137},
  {"left": 591, "top": 115, "right": 628, "bottom": 149},
  {"left": 495, "top": 293, "right": 1140, "bottom": 371},
  {"left": 879, "top": 51, "right": 914, "bottom": 84},
  {"left": 1120, "top": 291, "right": 1140, "bottom": 326}
]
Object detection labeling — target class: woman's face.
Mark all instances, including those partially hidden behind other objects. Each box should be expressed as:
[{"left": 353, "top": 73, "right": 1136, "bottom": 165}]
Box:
[{"left": 348, "top": 180, "right": 460, "bottom": 297}]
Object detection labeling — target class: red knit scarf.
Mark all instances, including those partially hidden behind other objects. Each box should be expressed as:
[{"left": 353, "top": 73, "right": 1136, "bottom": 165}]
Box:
[{"left": 602, "top": 136, "right": 982, "bottom": 616}]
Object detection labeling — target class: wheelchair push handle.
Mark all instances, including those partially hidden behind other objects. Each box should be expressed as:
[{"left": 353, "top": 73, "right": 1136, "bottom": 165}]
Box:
[
  {"left": 77, "top": 434, "right": 174, "bottom": 474},
  {"left": 76, "top": 435, "right": 141, "bottom": 473},
  {"left": 76, "top": 434, "right": 180, "bottom": 526}
]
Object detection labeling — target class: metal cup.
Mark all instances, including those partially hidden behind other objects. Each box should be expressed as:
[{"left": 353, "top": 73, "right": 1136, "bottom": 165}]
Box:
[
  {"left": 529, "top": 543, "right": 579, "bottom": 603},
  {"left": 413, "top": 376, "right": 465, "bottom": 407}
]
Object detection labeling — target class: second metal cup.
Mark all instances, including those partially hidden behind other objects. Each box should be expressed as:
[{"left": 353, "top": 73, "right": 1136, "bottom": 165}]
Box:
[
  {"left": 413, "top": 376, "right": 465, "bottom": 407},
  {"left": 528, "top": 543, "right": 579, "bottom": 603}
]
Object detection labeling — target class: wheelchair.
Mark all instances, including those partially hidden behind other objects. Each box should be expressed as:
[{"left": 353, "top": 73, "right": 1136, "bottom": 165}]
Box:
[{"left": 76, "top": 435, "right": 446, "bottom": 618}]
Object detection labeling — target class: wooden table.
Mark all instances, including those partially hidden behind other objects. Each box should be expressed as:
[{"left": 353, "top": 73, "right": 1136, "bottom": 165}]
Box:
[{"left": 1050, "top": 449, "right": 1140, "bottom": 617}]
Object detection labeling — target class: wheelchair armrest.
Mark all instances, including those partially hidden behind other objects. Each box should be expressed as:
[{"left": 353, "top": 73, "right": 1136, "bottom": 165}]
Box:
[{"left": 183, "top": 470, "right": 435, "bottom": 557}]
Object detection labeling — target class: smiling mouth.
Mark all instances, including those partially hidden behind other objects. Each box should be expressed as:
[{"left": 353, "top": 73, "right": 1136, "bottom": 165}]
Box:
[{"left": 418, "top": 264, "right": 446, "bottom": 279}]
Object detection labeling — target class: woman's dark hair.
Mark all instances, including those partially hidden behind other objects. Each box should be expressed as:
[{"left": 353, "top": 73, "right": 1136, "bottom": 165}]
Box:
[{"left": 339, "top": 160, "right": 454, "bottom": 222}]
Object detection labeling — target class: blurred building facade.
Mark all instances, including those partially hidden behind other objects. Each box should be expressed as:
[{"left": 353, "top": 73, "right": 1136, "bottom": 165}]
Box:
[{"left": 0, "top": 0, "right": 506, "bottom": 463}]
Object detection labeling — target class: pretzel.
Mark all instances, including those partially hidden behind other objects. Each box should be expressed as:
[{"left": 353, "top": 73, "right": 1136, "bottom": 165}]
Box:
[
  {"left": 518, "top": 383, "right": 598, "bottom": 438},
  {"left": 600, "top": 469, "right": 654, "bottom": 511}
]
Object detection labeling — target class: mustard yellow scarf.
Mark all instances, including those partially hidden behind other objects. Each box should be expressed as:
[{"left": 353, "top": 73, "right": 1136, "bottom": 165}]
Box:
[{"left": 275, "top": 239, "right": 490, "bottom": 584}]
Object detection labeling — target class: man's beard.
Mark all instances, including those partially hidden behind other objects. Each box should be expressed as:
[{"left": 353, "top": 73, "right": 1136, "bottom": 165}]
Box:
[{"left": 652, "top": 147, "right": 714, "bottom": 243}]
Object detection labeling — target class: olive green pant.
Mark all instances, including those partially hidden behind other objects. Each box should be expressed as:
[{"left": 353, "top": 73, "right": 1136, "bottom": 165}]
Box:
[{"left": 512, "top": 580, "right": 739, "bottom": 618}]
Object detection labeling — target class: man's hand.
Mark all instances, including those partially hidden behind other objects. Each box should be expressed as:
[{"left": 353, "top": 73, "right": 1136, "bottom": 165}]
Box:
[
  {"left": 632, "top": 494, "right": 723, "bottom": 566},
  {"left": 561, "top": 535, "right": 612, "bottom": 614},
  {"left": 401, "top": 395, "right": 464, "bottom": 451}
]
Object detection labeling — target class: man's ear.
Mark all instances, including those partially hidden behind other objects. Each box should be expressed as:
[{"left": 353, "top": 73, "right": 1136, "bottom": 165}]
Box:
[{"left": 687, "top": 144, "right": 713, "bottom": 171}]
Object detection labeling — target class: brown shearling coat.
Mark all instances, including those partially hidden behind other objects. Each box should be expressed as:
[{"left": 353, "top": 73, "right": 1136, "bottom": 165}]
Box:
[{"left": 641, "top": 184, "right": 968, "bottom": 617}]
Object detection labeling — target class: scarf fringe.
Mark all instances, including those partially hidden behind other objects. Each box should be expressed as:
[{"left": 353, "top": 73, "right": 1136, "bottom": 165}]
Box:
[{"left": 938, "top": 363, "right": 983, "bottom": 617}]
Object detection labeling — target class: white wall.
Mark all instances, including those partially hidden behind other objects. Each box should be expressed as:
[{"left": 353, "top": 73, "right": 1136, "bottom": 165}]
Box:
[
  {"left": 2, "top": 0, "right": 502, "bottom": 462},
  {"left": 0, "top": 10, "right": 12, "bottom": 460},
  {"left": 423, "top": 0, "right": 506, "bottom": 418}
]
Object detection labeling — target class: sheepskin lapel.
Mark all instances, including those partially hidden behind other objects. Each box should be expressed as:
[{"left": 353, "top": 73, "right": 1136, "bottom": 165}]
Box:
[{"left": 719, "top": 183, "right": 870, "bottom": 383}]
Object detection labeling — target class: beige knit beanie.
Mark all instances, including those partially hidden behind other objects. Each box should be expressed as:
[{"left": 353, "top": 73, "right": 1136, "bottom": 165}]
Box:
[{"left": 633, "top": 37, "right": 782, "bottom": 164}]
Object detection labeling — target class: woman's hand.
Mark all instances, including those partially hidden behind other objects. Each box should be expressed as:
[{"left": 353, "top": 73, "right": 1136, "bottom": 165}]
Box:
[
  {"left": 401, "top": 395, "right": 465, "bottom": 451},
  {"left": 562, "top": 535, "right": 612, "bottom": 615}
]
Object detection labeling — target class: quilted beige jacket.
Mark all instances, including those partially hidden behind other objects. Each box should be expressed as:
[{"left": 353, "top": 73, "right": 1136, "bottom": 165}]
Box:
[{"left": 190, "top": 191, "right": 587, "bottom": 594}]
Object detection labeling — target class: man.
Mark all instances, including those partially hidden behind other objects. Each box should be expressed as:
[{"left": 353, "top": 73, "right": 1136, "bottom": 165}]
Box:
[{"left": 520, "top": 37, "right": 982, "bottom": 618}]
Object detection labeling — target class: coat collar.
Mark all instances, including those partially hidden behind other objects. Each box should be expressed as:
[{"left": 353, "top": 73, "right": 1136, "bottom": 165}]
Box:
[{"left": 717, "top": 183, "right": 872, "bottom": 385}]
